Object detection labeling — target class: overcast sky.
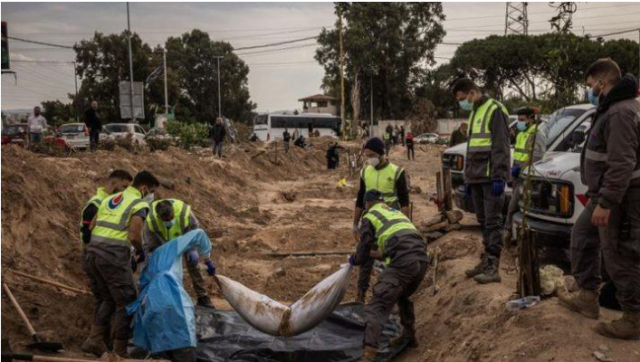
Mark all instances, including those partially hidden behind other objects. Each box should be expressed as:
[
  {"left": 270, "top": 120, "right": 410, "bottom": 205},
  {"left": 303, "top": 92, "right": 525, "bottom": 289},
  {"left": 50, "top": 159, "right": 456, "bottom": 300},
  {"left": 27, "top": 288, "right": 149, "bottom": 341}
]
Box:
[{"left": 2, "top": 1, "right": 639, "bottom": 113}]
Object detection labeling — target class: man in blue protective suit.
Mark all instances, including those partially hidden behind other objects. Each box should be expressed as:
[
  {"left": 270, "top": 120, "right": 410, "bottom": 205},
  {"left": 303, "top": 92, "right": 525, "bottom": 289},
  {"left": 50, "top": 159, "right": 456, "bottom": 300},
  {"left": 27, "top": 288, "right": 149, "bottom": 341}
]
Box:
[{"left": 127, "top": 229, "right": 215, "bottom": 362}]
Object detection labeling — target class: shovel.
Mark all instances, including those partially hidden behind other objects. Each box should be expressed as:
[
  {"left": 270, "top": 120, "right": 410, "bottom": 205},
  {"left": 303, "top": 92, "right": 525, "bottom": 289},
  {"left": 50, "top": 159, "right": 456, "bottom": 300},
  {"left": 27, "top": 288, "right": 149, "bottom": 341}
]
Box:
[{"left": 1, "top": 284, "right": 64, "bottom": 353}]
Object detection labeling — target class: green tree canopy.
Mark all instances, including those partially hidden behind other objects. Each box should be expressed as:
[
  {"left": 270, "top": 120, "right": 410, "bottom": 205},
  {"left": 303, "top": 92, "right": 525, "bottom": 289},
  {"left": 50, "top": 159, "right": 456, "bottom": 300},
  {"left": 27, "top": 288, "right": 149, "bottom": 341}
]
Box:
[{"left": 316, "top": 2, "right": 445, "bottom": 121}]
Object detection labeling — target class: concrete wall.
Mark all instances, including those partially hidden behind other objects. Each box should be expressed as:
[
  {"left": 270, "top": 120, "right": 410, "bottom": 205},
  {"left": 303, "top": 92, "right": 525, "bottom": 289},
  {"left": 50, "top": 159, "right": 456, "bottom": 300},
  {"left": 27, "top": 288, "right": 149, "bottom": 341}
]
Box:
[{"left": 436, "top": 118, "right": 466, "bottom": 135}]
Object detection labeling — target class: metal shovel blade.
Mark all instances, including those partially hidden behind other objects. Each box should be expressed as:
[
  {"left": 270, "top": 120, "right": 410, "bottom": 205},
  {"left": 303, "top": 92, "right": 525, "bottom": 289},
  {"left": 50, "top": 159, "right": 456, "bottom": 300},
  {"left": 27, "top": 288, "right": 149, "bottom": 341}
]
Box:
[{"left": 26, "top": 341, "right": 63, "bottom": 353}]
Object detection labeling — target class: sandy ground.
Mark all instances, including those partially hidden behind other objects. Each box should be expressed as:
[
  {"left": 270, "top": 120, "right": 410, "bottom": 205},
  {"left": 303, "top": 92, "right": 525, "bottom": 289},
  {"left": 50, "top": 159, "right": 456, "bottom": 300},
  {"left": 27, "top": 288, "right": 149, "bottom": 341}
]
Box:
[{"left": 2, "top": 141, "right": 639, "bottom": 361}]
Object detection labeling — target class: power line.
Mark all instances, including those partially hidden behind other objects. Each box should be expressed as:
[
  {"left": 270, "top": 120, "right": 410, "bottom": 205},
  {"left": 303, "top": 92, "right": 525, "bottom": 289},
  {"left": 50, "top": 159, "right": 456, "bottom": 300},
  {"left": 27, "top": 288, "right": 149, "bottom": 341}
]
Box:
[
  {"left": 7, "top": 36, "right": 75, "bottom": 49},
  {"left": 236, "top": 43, "right": 317, "bottom": 56},
  {"left": 590, "top": 27, "right": 640, "bottom": 38},
  {"left": 234, "top": 36, "right": 317, "bottom": 51}
]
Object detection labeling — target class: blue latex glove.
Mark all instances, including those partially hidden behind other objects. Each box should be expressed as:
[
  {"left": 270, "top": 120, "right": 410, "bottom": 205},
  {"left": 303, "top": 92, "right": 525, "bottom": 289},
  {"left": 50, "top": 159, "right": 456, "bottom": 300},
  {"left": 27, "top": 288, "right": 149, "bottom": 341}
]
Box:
[
  {"left": 348, "top": 255, "right": 356, "bottom": 266},
  {"left": 511, "top": 166, "right": 521, "bottom": 179},
  {"left": 205, "top": 260, "right": 216, "bottom": 276},
  {"left": 491, "top": 180, "right": 506, "bottom": 196},
  {"left": 185, "top": 249, "right": 199, "bottom": 267},
  {"left": 464, "top": 183, "right": 472, "bottom": 200}
]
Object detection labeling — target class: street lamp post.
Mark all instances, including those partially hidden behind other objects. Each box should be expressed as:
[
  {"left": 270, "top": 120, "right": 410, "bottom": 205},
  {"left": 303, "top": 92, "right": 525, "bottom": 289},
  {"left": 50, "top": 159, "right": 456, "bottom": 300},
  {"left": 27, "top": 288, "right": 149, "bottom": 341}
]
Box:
[
  {"left": 126, "top": 2, "right": 135, "bottom": 123},
  {"left": 163, "top": 47, "right": 168, "bottom": 116},
  {"left": 214, "top": 55, "right": 223, "bottom": 119}
]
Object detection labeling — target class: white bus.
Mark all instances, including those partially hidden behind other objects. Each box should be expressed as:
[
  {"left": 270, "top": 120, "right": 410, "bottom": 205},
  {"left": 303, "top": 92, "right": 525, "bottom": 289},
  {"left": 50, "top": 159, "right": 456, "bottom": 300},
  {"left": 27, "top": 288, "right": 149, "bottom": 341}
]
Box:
[{"left": 253, "top": 113, "right": 341, "bottom": 142}]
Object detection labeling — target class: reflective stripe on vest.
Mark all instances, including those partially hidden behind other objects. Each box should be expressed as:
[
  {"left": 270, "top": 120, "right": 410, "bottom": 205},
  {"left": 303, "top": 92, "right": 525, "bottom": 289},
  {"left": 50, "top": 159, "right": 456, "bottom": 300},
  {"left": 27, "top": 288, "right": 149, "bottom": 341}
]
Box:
[
  {"left": 467, "top": 99, "right": 509, "bottom": 154},
  {"left": 361, "top": 163, "right": 404, "bottom": 205},
  {"left": 147, "top": 199, "right": 191, "bottom": 242},
  {"left": 362, "top": 203, "right": 417, "bottom": 265},
  {"left": 585, "top": 149, "right": 608, "bottom": 162},
  {"left": 513, "top": 125, "right": 537, "bottom": 165},
  {"left": 79, "top": 187, "right": 109, "bottom": 242},
  {"left": 91, "top": 186, "right": 147, "bottom": 247},
  {"left": 633, "top": 169, "right": 640, "bottom": 179}
]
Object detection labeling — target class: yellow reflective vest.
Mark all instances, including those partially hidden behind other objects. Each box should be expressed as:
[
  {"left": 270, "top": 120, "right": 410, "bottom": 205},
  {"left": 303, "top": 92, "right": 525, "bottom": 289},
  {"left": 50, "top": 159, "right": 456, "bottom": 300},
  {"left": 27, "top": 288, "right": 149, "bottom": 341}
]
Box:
[
  {"left": 146, "top": 199, "right": 192, "bottom": 242},
  {"left": 362, "top": 203, "right": 418, "bottom": 265},
  {"left": 91, "top": 186, "right": 148, "bottom": 249},
  {"left": 513, "top": 125, "right": 537, "bottom": 167},
  {"left": 361, "top": 163, "right": 404, "bottom": 207},
  {"left": 467, "top": 99, "right": 509, "bottom": 154},
  {"left": 79, "top": 187, "right": 110, "bottom": 244}
]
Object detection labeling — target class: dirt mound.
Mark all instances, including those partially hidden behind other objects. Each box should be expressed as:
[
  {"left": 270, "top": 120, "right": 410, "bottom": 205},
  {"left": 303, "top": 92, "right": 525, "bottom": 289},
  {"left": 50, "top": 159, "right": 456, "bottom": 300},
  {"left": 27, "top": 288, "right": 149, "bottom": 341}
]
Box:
[{"left": 396, "top": 231, "right": 640, "bottom": 362}]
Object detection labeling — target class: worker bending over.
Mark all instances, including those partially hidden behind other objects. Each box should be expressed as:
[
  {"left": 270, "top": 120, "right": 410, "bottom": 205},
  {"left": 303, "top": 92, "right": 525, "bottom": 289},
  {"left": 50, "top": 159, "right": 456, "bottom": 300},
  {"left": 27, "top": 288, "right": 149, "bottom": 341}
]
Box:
[
  {"left": 143, "top": 198, "right": 215, "bottom": 308},
  {"left": 349, "top": 190, "right": 428, "bottom": 362},
  {"left": 504, "top": 107, "right": 546, "bottom": 242},
  {"left": 451, "top": 78, "right": 510, "bottom": 284},
  {"left": 80, "top": 169, "right": 132, "bottom": 354},
  {"left": 82, "top": 171, "right": 159, "bottom": 357},
  {"left": 353, "top": 137, "right": 410, "bottom": 303}
]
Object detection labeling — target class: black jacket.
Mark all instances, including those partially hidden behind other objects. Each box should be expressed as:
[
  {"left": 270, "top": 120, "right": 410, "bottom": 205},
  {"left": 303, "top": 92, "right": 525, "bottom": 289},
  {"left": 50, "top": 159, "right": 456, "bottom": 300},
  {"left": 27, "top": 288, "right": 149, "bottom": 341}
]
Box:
[
  {"left": 84, "top": 109, "right": 102, "bottom": 131},
  {"left": 210, "top": 124, "right": 226, "bottom": 142}
]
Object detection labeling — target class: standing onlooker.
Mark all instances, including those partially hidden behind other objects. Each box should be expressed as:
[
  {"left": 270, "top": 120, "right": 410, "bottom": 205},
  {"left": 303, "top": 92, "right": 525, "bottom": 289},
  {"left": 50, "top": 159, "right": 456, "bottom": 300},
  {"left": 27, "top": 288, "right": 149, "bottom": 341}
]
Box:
[
  {"left": 84, "top": 101, "right": 102, "bottom": 151},
  {"left": 282, "top": 128, "right": 291, "bottom": 153},
  {"left": 393, "top": 125, "right": 400, "bottom": 145},
  {"left": 383, "top": 124, "right": 393, "bottom": 156},
  {"left": 293, "top": 128, "right": 300, "bottom": 141},
  {"left": 210, "top": 117, "right": 226, "bottom": 158},
  {"left": 449, "top": 122, "right": 468, "bottom": 147},
  {"left": 400, "top": 125, "right": 406, "bottom": 146},
  {"left": 558, "top": 58, "right": 640, "bottom": 340},
  {"left": 27, "top": 106, "right": 47, "bottom": 145},
  {"left": 405, "top": 132, "right": 415, "bottom": 160}
]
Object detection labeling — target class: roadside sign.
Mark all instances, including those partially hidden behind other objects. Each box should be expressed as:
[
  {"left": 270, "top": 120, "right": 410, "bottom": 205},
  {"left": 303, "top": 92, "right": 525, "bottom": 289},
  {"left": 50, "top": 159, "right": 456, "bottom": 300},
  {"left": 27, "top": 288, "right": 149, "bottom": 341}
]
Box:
[
  {"left": 119, "top": 81, "right": 144, "bottom": 119},
  {"left": 2, "top": 22, "right": 10, "bottom": 70}
]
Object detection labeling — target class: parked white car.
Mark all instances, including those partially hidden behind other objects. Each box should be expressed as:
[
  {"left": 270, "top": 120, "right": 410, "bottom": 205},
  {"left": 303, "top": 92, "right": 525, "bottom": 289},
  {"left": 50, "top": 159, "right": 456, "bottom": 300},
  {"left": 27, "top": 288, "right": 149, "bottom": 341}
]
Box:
[
  {"left": 414, "top": 133, "right": 440, "bottom": 144},
  {"left": 103, "top": 123, "right": 147, "bottom": 146},
  {"left": 57, "top": 123, "right": 90, "bottom": 149}
]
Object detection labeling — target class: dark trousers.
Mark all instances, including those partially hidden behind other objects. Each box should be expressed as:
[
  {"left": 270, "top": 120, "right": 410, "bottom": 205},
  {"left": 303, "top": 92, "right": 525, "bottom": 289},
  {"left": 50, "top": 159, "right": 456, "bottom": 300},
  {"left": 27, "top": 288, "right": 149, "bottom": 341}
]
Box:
[
  {"left": 364, "top": 260, "right": 428, "bottom": 347},
  {"left": 284, "top": 141, "right": 290, "bottom": 153},
  {"left": 505, "top": 180, "right": 521, "bottom": 230},
  {"left": 212, "top": 140, "right": 223, "bottom": 157},
  {"left": 156, "top": 347, "right": 197, "bottom": 362},
  {"left": 357, "top": 257, "right": 375, "bottom": 292},
  {"left": 470, "top": 183, "right": 505, "bottom": 257},
  {"left": 89, "top": 130, "right": 100, "bottom": 151},
  {"left": 571, "top": 192, "right": 640, "bottom": 311},
  {"left": 85, "top": 252, "right": 137, "bottom": 340},
  {"left": 186, "top": 259, "right": 208, "bottom": 298},
  {"left": 406, "top": 144, "right": 415, "bottom": 160}
]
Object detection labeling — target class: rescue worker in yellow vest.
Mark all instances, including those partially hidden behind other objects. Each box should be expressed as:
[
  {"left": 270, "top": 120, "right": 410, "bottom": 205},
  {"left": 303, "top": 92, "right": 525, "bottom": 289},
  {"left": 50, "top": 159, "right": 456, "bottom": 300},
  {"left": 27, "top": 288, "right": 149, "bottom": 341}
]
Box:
[
  {"left": 353, "top": 137, "right": 410, "bottom": 303},
  {"left": 451, "top": 78, "right": 511, "bottom": 284},
  {"left": 82, "top": 171, "right": 159, "bottom": 358},
  {"left": 348, "top": 190, "right": 428, "bottom": 362},
  {"left": 143, "top": 199, "right": 216, "bottom": 308},
  {"left": 504, "top": 107, "right": 546, "bottom": 242},
  {"left": 79, "top": 169, "right": 132, "bottom": 353},
  {"left": 382, "top": 130, "right": 392, "bottom": 156}
]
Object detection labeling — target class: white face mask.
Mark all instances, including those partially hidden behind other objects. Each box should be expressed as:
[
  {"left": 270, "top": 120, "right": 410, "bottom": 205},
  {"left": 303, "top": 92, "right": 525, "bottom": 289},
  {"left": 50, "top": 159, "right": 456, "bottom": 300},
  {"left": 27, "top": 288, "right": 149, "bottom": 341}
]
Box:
[
  {"left": 367, "top": 157, "right": 380, "bottom": 167},
  {"left": 142, "top": 192, "right": 155, "bottom": 204}
]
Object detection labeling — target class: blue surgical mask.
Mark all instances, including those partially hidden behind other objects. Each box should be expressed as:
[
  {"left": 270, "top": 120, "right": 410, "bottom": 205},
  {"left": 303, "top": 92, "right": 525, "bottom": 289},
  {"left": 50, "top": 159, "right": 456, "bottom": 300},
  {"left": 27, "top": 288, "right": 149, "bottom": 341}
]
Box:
[
  {"left": 588, "top": 80, "right": 602, "bottom": 106},
  {"left": 459, "top": 99, "right": 473, "bottom": 111},
  {"left": 163, "top": 220, "right": 175, "bottom": 228},
  {"left": 516, "top": 121, "right": 527, "bottom": 132}
]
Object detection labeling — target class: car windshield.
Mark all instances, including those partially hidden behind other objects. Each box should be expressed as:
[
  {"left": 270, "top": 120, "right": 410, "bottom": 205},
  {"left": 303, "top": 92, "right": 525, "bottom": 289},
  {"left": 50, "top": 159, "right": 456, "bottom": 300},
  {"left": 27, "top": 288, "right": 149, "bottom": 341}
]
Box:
[
  {"left": 60, "top": 124, "right": 84, "bottom": 133},
  {"left": 2, "top": 126, "right": 26, "bottom": 135},
  {"left": 540, "top": 107, "right": 588, "bottom": 148},
  {"left": 105, "top": 125, "right": 131, "bottom": 133}
]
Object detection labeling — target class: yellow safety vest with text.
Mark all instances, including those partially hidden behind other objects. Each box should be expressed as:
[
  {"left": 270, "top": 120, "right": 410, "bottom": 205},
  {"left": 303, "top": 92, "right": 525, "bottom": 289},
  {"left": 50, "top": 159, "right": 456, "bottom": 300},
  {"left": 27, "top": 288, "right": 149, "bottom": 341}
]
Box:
[
  {"left": 467, "top": 99, "right": 509, "bottom": 154},
  {"left": 382, "top": 132, "right": 391, "bottom": 141},
  {"left": 513, "top": 125, "right": 537, "bottom": 166},
  {"left": 79, "top": 187, "right": 110, "bottom": 243},
  {"left": 361, "top": 163, "right": 404, "bottom": 206},
  {"left": 91, "top": 186, "right": 148, "bottom": 248},
  {"left": 146, "top": 199, "right": 192, "bottom": 242},
  {"left": 362, "top": 203, "right": 418, "bottom": 265}
]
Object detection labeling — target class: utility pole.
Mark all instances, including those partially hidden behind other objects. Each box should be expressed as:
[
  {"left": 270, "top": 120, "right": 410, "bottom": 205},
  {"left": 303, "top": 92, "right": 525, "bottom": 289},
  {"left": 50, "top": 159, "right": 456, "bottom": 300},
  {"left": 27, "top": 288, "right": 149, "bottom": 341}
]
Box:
[
  {"left": 369, "top": 73, "right": 373, "bottom": 137},
  {"left": 337, "top": 7, "right": 346, "bottom": 140},
  {"left": 504, "top": 2, "right": 529, "bottom": 35},
  {"left": 126, "top": 2, "right": 135, "bottom": 123},
  {"left": 73, "top": 61, "right": 78, "bottom": 122},
  {"left": 214, "top": 55, "right": 223, "bottom": 119},
  {"left": 163, "top": 47, "right": 168, "bottom": 116}
]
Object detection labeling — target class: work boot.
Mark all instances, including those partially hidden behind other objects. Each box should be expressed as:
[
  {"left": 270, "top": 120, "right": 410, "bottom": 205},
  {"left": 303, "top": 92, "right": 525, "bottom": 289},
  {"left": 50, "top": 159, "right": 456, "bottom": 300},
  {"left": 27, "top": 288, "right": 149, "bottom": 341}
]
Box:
[
  {"left": 356, "top": 289, "right": 367, "bottom": 304},
  {"left": 81, "top": 324, "right": 107, "bottom": 357},
  {"left": 359, "top": 346, "right": 378, "bottom": 362},
  {"left": 557, "top": 288, "right": 600, "bottom": 320},
  {"left": 465, "top": 253, "right": 487, "bottom": 278},
  {"left": 197, "top": 296, "right": 216, "bottom": 309},
  {"left": 113, "top": 339, "right": 130, "bottom": 358},
  {"left": 474, "top": 256, "right": 501, "bottom": 284},
  {"left": 390, "top": 333, "right": 418, "bottom": 349},
  {"left": 594, "top": 309, "right": 640, "bottom": 340}
]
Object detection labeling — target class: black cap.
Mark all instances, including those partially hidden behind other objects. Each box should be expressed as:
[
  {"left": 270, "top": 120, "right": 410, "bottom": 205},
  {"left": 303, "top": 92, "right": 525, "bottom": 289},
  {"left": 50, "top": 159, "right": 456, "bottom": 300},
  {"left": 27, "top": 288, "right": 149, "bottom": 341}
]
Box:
[
  {"left": 516, "top": 107, "right": 535, "bottom": 116},
  {"left": 364, "top": 190, "right": 384, "bottom": 203},
  {"left": 364, "top": 137, "right": 385, "bottom": 156}
]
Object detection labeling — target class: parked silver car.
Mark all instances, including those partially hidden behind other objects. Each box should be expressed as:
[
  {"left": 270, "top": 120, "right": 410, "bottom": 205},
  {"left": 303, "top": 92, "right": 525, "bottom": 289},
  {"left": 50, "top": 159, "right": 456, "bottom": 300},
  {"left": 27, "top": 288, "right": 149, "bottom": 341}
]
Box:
[{"left": 57, "top": 123, "right": 90, "bottom": 149}]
